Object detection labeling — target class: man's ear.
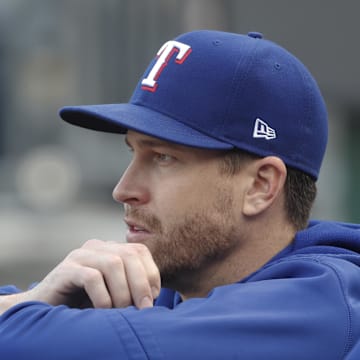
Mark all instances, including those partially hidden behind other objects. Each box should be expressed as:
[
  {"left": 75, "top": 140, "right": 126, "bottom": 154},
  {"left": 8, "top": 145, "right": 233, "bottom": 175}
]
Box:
[{"left": 243, "top": 156, "right": 287, "bottom": 217}]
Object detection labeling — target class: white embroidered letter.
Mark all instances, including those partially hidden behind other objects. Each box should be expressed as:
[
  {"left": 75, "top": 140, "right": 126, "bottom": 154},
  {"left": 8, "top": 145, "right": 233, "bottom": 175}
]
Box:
[{"left": 141, "top": 40, "right": 192, "bottom": 92}]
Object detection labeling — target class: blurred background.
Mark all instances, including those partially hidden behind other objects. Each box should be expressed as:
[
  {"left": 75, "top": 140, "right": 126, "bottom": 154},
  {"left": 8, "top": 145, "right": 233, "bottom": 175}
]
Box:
[{"left": 0, "top": 0, "right": 359, "bottom": 288}]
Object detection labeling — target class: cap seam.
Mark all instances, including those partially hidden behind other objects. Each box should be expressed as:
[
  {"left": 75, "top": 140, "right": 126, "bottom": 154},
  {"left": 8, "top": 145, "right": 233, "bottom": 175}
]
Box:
[{"left": 221, "top": 39, "right": 260, "bottom": 142}]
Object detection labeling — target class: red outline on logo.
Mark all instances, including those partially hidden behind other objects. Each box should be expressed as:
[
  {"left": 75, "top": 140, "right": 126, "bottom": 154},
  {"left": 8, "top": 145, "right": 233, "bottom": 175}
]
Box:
[{"left": 141, "top": 47, "right": 192, "bottom": 93}]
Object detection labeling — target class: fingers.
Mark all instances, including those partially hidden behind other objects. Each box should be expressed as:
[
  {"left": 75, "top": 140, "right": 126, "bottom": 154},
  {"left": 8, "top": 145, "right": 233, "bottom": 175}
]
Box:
[
  {"left": 122, "top": 243, "right": 161, "bottom": 302},
  {"left": 66, "top": 240, "right": 161, "bottom": 309},
  {"left": 96, "top": 253, "right": 131, "bottom": 308},
  {"left": 121, "top": 251, "right": 158, "bottom": 309},
  {"left": 77, "top": 266, "right": 113, "bottom": 309}
]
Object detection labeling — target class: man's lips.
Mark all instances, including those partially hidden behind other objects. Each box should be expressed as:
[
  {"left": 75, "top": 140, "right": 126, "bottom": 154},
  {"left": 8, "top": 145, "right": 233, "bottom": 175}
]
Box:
[
  {"left": 129, "top": 225, "right": 147, "bottom": 232},
  {"left": 124, "top": 218, "right": 150, "bottom": 232},
  {"left": 124, "top": 218, "right": 152, "bottom": 243}
]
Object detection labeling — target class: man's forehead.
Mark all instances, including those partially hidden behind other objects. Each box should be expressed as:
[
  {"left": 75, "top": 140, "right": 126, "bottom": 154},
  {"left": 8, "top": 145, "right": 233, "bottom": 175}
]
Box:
[
  {"left": 125, "top": 130, "right": 182, "bottom": 149},
  {"left": 124, "top": 130, "right": 227, "bottom": 159}
]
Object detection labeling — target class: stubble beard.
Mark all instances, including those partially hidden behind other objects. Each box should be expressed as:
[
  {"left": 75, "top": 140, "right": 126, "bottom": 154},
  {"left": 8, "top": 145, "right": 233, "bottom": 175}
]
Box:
[{"left": 125, "top": 188, "right": 239, "bottom": 294}]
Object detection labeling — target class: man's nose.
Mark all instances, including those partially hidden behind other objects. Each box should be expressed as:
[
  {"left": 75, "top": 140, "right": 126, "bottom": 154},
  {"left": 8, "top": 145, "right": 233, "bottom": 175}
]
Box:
[{"left": 112, "top": 162, "right": 150, "bottom": 206}]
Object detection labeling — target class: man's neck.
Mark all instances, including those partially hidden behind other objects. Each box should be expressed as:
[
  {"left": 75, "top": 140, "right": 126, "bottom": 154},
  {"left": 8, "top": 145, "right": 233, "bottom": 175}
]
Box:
[{"left": 179, "top": 221, "right": 296, "bottom": 300}]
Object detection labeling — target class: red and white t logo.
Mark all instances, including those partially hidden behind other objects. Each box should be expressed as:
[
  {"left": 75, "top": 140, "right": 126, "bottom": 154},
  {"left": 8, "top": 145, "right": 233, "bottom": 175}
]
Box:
[{"left": 141, "top": 40, "right": 192, "bottom": 92}]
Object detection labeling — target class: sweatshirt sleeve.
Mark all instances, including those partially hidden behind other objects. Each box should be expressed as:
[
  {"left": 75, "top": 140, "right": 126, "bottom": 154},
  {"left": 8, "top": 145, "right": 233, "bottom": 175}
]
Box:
[
  {"left": 0, "top": 285, "right": 23, "bottom": 295},
  {"left": 117, "top": 256, "right": 357, "bottom": 360},
  {"left": 0, "top": 255, "right": 357, "bottom": 359},
  {"left": 0, "top": 301, "right": 158, "bottom": 360}
]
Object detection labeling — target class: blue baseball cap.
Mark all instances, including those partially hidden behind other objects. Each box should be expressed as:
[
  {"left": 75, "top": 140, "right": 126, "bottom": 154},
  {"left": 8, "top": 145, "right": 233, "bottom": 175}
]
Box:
[{"left": 59, "top": 30, "right": 328, "bottom": 179}]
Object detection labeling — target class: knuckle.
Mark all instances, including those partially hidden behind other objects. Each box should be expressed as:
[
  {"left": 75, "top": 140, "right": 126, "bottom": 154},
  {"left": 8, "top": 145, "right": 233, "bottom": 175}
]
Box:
[
  {"left": 114, "top": 243, "right": 150, "bottom": 259},
  {"left": 136, "top": 242, "right": 150, "bottom": 253},
  {"left": 148, "top": 266, "right": 161, "bottom": 284},
  {"left": 132, "top": 243, "right": 151, "bottom": 256},
  {"left": 67, "top": 248, "right": 82, "bottom": 261},
  {"left": 104, "top": 254, "right": 124, "bottom": 270},
  {"left": 117, "top": 244, "right": 140, "bottom": 258},
  {"left": 82, "top": 268, "right": 102, "bottom": 285},
  {"left": 83, "top": 238, "right": 103, "bottom": 249}
]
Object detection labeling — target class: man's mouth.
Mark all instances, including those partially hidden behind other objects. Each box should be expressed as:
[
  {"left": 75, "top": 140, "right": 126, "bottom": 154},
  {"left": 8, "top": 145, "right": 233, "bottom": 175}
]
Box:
[
  {"left": 125, "top": 218, "right": 149, "bottom": 231},
  {"left": 129, "top": 225, "right": 148, "bottom": 233},
  {"left": 124, "top": 218, "right": 152, "bottom": 243}
]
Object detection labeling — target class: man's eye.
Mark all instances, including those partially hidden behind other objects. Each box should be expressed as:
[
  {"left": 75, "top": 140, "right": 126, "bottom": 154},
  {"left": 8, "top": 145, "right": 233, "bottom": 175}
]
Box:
[{"left": 155, "top": 153, "right": 174, "bottom": 163}]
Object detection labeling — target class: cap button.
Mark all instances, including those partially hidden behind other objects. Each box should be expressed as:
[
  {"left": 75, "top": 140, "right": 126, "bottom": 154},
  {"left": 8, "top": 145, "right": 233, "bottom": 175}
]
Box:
[{"left": 247, "top": 31, "right": 263, "bottom": 39}]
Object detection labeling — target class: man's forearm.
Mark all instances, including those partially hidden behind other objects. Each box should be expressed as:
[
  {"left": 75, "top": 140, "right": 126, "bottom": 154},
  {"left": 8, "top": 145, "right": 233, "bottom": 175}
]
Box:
[{"left": 0, "top": 292, "right": 28, "bottom": 315}]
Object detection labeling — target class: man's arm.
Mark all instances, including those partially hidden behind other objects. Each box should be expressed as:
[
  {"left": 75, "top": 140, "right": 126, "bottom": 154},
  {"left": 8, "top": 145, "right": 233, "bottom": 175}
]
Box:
[
  {"left": 0, "top": 239, "right": 161, "bottom": 315},
  {"left": 0, "top": 292, "right": 26, "bottom": 313},
  {"left": 1, "top": 256, "right": 354, "bottom": 360}
]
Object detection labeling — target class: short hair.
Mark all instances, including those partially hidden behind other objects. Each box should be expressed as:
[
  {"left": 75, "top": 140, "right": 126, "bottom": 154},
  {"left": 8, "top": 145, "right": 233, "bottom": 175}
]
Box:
[{"left": 218, "top": 149, "right": 317, "bottom": 230}]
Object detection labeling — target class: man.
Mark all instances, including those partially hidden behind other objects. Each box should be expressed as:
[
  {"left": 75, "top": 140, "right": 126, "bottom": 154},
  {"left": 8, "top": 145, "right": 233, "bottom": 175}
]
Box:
[{"left": 0, "top": 30, "right": 359, "bottom": 359}]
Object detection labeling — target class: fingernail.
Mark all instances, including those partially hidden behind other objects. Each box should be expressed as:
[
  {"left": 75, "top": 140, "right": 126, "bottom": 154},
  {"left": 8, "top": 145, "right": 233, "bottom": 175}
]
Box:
[{"left": 140, "top": 296, "right": 153, "bottom": 309}]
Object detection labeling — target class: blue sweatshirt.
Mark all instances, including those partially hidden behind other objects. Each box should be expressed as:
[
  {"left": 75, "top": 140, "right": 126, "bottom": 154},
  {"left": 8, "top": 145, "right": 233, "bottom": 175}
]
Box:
[{"left": 1, "top": 220, "right": 360, "bottom": 359}]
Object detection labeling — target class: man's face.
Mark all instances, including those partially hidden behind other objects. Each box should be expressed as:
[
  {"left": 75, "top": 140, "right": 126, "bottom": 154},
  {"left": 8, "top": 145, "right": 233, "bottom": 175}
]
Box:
[{"left": 113, "top": 130, "right": 245, "bottom": 293}]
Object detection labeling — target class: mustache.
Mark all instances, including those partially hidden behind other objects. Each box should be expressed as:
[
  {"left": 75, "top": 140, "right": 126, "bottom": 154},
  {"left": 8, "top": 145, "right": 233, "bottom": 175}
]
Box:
[{"left": 124, "top": 207, "right": 163, "bottom": 233}]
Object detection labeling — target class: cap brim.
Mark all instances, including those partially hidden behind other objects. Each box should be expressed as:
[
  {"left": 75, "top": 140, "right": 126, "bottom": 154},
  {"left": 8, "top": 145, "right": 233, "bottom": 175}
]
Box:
[{"left": 59, "top": 103, "right": 233, "bottom": 150}]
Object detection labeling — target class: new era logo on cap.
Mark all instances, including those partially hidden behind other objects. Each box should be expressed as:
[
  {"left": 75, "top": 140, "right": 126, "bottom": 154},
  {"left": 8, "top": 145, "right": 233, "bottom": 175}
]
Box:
[{"left": 253, "top": 118, "right": 277, "bottom": 140}]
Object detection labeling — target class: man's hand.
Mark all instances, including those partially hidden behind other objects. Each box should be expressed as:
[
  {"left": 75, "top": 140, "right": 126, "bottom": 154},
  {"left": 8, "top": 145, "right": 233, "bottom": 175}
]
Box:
[{"left": 0, "top": 240, "right": 161, "bottom": 314}]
